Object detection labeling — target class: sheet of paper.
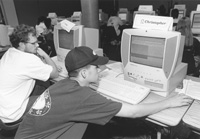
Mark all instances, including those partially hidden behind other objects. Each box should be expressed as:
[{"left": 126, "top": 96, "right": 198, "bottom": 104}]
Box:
[
  {"left": 99, "top": 69, "right": 121, "bottom": 79},
  {"left": 60, "top": 19, "right": 75, "bottom": 32},
  {"left": 177, "top": 79, "right": 200, "bottom": 100},
  {"left": 106, "top": 62, "right": 124, "bottom": 74},
  {"left": 185, "top": 80, "right": 200, "bottom": 100}
]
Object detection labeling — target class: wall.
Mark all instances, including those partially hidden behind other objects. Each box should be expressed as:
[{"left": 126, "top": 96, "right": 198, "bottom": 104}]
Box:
[
  {"left": 11, "top": 0, "right": 200, "bottom": 26},
  {"left": 14, "top": 0, "right": 81, "bottom": 26}
]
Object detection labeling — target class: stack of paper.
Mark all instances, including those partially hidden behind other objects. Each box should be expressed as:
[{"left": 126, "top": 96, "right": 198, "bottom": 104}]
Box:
[{"left": 177, "top": 79, "right": 200, "bottom": 100}]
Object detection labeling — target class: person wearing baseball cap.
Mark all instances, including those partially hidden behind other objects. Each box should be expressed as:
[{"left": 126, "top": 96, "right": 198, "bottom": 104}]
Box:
[
  {"left": 65, "top": 46, "right": 109, "bottom": 85},
  {"left": 15, "top": 46, "right": 193, "bottom": 139}
]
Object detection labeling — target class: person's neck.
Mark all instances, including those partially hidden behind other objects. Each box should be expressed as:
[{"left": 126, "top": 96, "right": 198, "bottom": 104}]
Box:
[
  {"left": 70, "top": 77, "right": 89, "bottom": 87},
  {"left": 16, "top": 46, "right": 25, "bottom": 52}
]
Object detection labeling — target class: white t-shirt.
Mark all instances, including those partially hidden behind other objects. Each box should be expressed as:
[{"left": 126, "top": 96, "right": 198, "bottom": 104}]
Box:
[{"left": 0, "top": 48, "right": 52, "bottom": 123}]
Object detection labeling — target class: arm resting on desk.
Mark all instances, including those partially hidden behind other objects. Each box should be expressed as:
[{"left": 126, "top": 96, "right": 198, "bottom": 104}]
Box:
[
  {"left": 116, "top": 94, "right": 192, "bottom": 118},
  {"left": 36, "top": 48, "right": 59, "bottom": 78}
]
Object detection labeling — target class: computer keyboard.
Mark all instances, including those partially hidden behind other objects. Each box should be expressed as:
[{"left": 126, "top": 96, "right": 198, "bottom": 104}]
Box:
[{"left": 90, "top": 70, "right": 150, "bottom": 105}]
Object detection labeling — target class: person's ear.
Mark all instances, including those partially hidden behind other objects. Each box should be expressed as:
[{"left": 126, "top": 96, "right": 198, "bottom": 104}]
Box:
[
  {"left": 18, "top": 42, "right": 26, "bottom": 51},
  {"left": 80, "top": 69, "right": 87, "bottom": 79}
]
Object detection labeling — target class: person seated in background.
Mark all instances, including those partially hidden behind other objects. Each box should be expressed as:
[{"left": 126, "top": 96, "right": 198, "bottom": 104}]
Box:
[
  {"left": 0, "top": 24, "right": 59, "bottom": 125},
  {"left": 156, "top": 4, "right": 167, "bottom": 16},
  {"left": 193, "top": 37, "right": 200, "bottom": 77},
  {"left": 14, "top": 46, "right": 192, "bottom": 139},
  {"left": 35, "top": 16, "right": 56, "bottom": 57},
  {"left": 176, "top": 17, "right": 200, "bottom": 77},
  {"left": 47, "top": 12, "right": 58, "bottom": 26},
  {"left": 171, "top": 8, "right": 179, "bottom": 30},
  {"left": 101, "top": 16, "right": 126, "bottom": 61}
]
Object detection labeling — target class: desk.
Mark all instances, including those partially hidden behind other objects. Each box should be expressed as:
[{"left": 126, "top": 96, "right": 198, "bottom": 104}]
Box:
[
  {"left": 141, "top": 91, "right": 190, "bottom": 139},
  {"left": 51, "top": 58, "right": 191, "bottom": 139},
  {"left": 183, "top": 100, "right": 200, "bottom": 133},
  {"left": 143, "top": 92, "right": 189, "bottom": 127},
  {"left": 182, "top": 76, "right": 200, "bottom": 134}
]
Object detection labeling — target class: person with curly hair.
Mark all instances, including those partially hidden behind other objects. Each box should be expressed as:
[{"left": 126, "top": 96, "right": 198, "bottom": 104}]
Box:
[{"left": 0, "top": 24, "right": 59, "bottom": 125}]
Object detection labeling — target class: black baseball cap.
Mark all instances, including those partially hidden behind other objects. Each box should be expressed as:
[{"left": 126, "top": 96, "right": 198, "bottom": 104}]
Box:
[{"left": 65, "top": 46, "right": 109, "bottom": 72}]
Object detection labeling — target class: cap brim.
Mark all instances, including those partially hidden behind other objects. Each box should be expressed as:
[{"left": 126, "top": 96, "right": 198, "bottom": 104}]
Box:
[{"left": 90, "top": 56, "right": 109, "bottom": 66}]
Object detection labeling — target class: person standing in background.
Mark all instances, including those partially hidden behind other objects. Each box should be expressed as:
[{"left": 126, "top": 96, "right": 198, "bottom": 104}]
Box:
[{"left": 176, "top": 17, "right": 200, "bottom": 77}]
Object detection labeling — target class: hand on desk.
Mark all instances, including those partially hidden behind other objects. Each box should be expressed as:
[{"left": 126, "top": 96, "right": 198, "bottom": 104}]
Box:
[{"left": 166, "top": 94, "right": 193, "bottom": 108}]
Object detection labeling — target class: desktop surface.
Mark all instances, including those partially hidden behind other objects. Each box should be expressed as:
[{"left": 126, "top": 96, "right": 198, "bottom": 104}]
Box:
[{"left": 143, "top": 91, "right": 190, "bottom": 126}]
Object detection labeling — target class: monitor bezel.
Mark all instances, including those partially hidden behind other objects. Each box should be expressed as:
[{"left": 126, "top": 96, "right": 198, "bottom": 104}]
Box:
[
  {"left": 191, "top": 11, "right": 200, "bottom": 28},
  {"left": 53, "top": 24, "right": 84, "bottom": 61},
  {"left": 118, "top": 12, "right": 128, "bottom": 21}
]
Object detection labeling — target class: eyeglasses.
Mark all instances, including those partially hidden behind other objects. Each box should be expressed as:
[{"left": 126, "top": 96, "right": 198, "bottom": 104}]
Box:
[{"left": 25, "top": 40, "right": 41, "bottom": 45}]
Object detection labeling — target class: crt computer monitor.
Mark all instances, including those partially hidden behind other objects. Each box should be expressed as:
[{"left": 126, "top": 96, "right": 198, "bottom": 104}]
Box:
[
  {"left": 71, "top": 11, "right": 82, "bottom": 23},
  {"left": 118, "top": 8, "right": 129, "bottom": 22},
  {"left": 190, "top": 11, "right": 200, "bottom": 34},
  {"left": 83, "top": 27, "right": 103, "bottom": 56},
  {"left": 121, "top": 28, "right": 187, "bottom": 96},
  {"left": 53, "top": 24, "right": 84, "bottom": 62},
  {"left": 178, "top": 9, "right": 186, "bottom": 19},
  {"left": 118, "top": 12, "right": 128, "bottom": 21}
]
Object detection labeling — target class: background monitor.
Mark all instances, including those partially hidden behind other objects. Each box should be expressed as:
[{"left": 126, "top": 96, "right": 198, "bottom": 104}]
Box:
[
  {"left": 190, "top": 11, "right": 200, "bottom": 35},
  {"left": 178, "top": 9, "right": 186, "bottom": 19},
  {"left": 54, "top": 24, "right": 84, "bottom": 62},
  {"left": 83, "top": 27, "right": 99, "bottom": 50},
  {"left": 118, "top": 13, "right": 127, "bottom": 21},
  {"left": 0, "top": 25, "right": 11, "bottom": 46},
  {"left": 83, "top": 27, "right": 103, "bottom": 56},
  {"left": 71, "top": 11, "right": 82, "bottom": 25},
  {"left": 121, "top": 28, "right": 187, "bottom": 96},
  {"left": 118, "top": 8, "right": 129, "bottom": 22}
]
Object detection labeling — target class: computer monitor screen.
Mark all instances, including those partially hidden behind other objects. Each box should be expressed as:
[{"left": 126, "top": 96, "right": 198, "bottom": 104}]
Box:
[
  {"left": 58, "top": 30, "right": 74, "bottom": 50},
  {"left": 130, "top": 36, "right": 165, "bottom": 68},
  {"left": 54, "top": 24, "right": 84, "bottom": 62},
  {"left": 178, "top": 10, "right": 185, "bottom": 19},
  {"left": 121, "top": 29, "right": 187, "bottom": 96}
]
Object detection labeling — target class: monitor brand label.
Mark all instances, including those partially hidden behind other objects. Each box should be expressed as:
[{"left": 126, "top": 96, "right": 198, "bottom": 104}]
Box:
[{"left": 133, "top": 14, "right": 173, "bottom": 31}]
